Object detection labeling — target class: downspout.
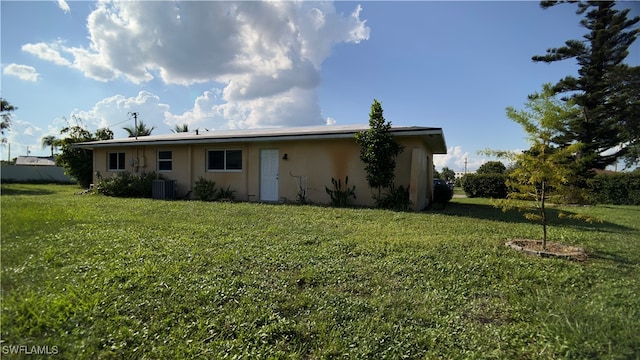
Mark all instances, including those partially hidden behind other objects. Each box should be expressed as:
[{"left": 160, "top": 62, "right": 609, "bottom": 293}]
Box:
[{"left": 188, "top": 145, "right": 193, "bottom": 194}]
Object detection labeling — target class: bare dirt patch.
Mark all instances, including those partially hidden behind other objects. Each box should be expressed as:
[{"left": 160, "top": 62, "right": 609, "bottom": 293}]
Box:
[{"left": 505, "top": 239, "right": 587, "bottom": 261}]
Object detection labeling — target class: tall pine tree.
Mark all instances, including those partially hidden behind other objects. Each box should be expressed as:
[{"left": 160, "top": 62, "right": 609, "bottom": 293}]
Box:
[{"left": 533, "top": 1, "right": 640, "bottom": 173}]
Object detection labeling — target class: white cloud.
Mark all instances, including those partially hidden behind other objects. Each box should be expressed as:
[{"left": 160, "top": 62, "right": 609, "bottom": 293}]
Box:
[
  {"left": 57, "top": 0, "right": 70, "bottom": 13},
  {"left": 166, "top": 87, "right": 323, "bottom": 130},
  {"left": 73, "top": 91, "right": 171, "bottom": 137},
  {"left": 22, "top": 42, "right": 71, "bottom": 66},
  {"left": 3, "top": 63, "right": 39, "bottom": 82},
  {"left": 25, "top": 1, "right": 370, "bottom": 129},
  {"left": 434, "top": 146, "right": 486, "bottom": 172}
]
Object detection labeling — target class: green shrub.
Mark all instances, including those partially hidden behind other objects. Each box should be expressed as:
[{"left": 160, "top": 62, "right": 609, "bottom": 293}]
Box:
[
  {"left": 375, "top": 183, "right": 412, "bottom": 211},
  {"left": 588, "top": 172, "right": 640, "bottom": 205},
  {"left": 194, "top": 177, "right": 217, "bottom": 201},
  {"left": 325, "top": 176, "right": 356, "bottom": 207},
  {"left": 96, "top": 172, "right": 157, "bottom": 198},
  {"left": 193, "top": 177, "right": 237, "bottom": 202},
  {"left": 461, "top": 173, "right": 507, "bottom": 198}
]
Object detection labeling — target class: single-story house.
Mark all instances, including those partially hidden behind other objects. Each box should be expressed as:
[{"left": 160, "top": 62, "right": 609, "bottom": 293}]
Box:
[{"left": 75, "top": 124, "right": 447, "bottom": 210}]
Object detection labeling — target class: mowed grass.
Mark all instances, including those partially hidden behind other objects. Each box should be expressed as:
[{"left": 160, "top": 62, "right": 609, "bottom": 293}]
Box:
[{"left": 2, "top": 184, "right": 639, "bottom": 359}]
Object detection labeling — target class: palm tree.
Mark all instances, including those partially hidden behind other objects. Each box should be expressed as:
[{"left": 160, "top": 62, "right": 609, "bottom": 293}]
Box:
[
  {"left": 41, "top": 135, "right": 59, "bottom": 157},
  {"left": 123, "top": 120, "right": 155, "bottom": 137},
  {"left": 171, "top": 124, "right": 190, "bottom": 133}
]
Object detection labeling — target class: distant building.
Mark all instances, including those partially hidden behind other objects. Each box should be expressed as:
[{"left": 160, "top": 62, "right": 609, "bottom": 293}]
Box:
[
  {"left": 455, "top": 171, "right": 475, "bottom": 179},
  {"left": 2, "top": 156, "right": 74, "bottom": 183},
  {"left": 15, "top": 156, "right": 56, "bottom": 166}
]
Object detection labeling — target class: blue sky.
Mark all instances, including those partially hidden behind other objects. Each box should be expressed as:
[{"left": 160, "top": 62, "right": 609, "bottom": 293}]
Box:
[{"left": 1, "top": 1, "right": 638, "bottom": 172}]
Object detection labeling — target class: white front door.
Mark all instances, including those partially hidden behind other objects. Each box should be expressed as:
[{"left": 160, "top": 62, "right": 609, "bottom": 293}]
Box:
[{"left": 260, "top": 149, "right": 279, "bottom": 201}]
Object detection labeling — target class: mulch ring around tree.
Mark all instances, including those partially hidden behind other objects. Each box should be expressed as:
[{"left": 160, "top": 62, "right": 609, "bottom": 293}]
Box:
[{"left": 505, "top": 239, "right": 587, "bottom": 261}]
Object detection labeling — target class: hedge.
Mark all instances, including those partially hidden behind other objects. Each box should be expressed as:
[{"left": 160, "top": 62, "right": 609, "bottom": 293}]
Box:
[
  {"left": 461, "top": 173, "right": 507, "bottom": 198},
  {"left": 588, "top": 173, "right": 640, "bottom": 205}
]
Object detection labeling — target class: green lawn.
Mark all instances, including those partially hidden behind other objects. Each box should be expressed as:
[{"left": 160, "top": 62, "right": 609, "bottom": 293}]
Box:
[{"left": 2, "top": 184, "right": 639, "bottom": 359}]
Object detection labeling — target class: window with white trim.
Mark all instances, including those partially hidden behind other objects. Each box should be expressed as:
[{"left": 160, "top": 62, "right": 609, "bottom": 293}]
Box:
[
  {"left": 108, "top": 152, "right": 126, "bottom": 171},
  {"left": 158, "top": 150, "right": 172, "bottom": 172},
  {"left": 207, "top": 150, "right": 242, "bottom": 171}
]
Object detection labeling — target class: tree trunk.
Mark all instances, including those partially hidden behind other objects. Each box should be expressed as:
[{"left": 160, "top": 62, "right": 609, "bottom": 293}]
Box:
[{"left": 541, "top": 180, "right": 547, "bottom": 250}]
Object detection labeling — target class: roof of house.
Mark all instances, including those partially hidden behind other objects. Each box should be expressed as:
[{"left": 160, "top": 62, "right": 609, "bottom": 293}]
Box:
[
  {"left": 75, "top": 124, "right": 447, "bottom": 154},
  {"left": 15, "top": 156, "right": 56, "bottom": 166}
]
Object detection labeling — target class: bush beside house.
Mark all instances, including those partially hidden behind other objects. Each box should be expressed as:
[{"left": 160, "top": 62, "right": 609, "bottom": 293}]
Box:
[{"left": 461, "top": 173, "right": 507, "bottom": 198}]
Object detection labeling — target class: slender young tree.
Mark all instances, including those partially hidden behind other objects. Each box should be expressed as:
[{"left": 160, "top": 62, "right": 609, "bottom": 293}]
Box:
[
  {"left": 354, "top": 99, "right": 404, "bottom": 197},
  {"left": 487, "top": 84, "right": 586, "bottom": 249},
  {"left": 533, "top": 1, "right": 640, "bottom": 172}
]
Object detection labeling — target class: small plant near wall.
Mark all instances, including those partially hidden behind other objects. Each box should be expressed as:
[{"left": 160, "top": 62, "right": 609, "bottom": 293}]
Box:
[
  {"left": 194, "top": 177, "right": 217, "bottom": 201},
  {"left": 375, "top": 183, "right": 412, "bottom": 211},
  {"left": 217, "top": 185, "right": 236, "bottom": 201},
  {"left": 194, "top": 177, "right": 236, "bottom": 202},
  {"left": 325, "top": 176, "right": 356, "bottom": 207}
]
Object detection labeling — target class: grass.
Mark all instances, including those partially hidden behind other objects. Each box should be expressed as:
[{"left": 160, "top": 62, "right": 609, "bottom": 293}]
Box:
[{"left": 2, "top": 183, "right": 639, "bottom": 359}]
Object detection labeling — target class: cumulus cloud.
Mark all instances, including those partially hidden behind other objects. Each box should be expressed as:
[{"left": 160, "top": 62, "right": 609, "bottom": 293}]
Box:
[
  {"left": 23, "top": 1, "right": 370, "bottom": 129},
  {"left": 73, "top": 91, "right": 171, "bottom": 137},
  {"left": 166, "top": 87, "right": 323, "bottom": 130},
  {"left": 3, "top": 64, "right": 39, "bottom": 82},
  {"left": 434, "top": 146, "right": 486, "bottom": 173}
]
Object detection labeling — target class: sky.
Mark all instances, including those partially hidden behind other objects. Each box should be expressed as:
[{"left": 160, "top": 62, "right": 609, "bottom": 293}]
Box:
[{"left": 1, "top": 1, "right": 639, "bottom": 172}]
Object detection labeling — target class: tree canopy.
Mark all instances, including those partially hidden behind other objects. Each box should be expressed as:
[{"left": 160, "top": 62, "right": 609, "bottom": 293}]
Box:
[
  {"left": 172, "top": 124, "right": 190, "bottom": 133},
  {"left": 476, "top": 161, "right": 506, "bottom": 175},
  {"left": 533, "top": 1, "right": 640, "bottom": 170},
  {"left": 56, "top": 123, "right": 113, "bottom": 188},
  {"left": 1, "top": 98, "right": 17, "bottom": 136},
  {"left": 123, "top": 120, "right": 155, "bottom": 137},
  {"left": 354, "top": 99, "right": 404, "bottom": 195},
  {"left": 440, "top": 167, "right": 456, "bottom": 182},
  {"left": 41, "top": 135, "right": 59, "bottom": 157}
]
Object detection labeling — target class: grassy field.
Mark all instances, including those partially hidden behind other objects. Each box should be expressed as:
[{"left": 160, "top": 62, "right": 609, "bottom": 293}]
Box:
[{"left": 2, "top": 184, "right": 639, "bottom": 359}]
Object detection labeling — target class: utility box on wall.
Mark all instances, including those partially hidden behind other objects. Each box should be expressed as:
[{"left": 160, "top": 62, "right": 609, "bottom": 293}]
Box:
[{"left": 152, "top": 180, "right": 177, "bottom": 200}]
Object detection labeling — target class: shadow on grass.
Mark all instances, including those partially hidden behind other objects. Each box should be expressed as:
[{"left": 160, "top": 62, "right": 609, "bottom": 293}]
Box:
[
  {"left": 588, "top": 249, "right": 637, "bottom": 269},
  {"left": 0, "top": 185, "right": 56, "bottom": 196},
  {"left": 440, "top": 200, "right": 632, "bottom": 233}
]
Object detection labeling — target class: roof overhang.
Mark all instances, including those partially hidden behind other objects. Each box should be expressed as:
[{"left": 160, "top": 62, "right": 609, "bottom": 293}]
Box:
[{"left": 75, "top": 124, "right": 447, "bottom": 154}]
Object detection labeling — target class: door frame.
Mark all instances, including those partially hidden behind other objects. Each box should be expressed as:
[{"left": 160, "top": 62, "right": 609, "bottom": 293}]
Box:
[{"left": 260, "top": 149, "right": 279, "bottom": 201}]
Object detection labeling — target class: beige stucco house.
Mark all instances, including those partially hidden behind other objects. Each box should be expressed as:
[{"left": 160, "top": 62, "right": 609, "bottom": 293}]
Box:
[{"left": 76, "top": 124, "right": 446, "bottom": 211}]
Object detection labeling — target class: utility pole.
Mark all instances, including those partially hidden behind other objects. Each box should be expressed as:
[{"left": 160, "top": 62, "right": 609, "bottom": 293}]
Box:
[
  {"left": 464, "top": 157, "right": 468, "bottom": 174},
  {"left": 131, "top": 112, "right": 138, "bottom": 139}
]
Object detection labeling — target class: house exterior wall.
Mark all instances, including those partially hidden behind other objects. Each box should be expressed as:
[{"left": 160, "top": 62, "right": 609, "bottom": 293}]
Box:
[{"left": 92, "top": 136, "right": 436, "bottom": 210}]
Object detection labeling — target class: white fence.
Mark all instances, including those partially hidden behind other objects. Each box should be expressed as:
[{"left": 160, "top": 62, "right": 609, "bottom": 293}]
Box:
[{"left": 1, "top": 165, "right": 75, "bottom": 183}]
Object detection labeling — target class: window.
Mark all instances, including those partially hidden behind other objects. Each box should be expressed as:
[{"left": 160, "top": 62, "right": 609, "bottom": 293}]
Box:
[
  {"left": 108, "top": 152, "right": 126, "bottom": 171},
  {"left": 207, "top": 150, "right": 242, "bottom": 171},
  {"left": 158, "top": 150, "right": 172, "bottom": 172}
]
